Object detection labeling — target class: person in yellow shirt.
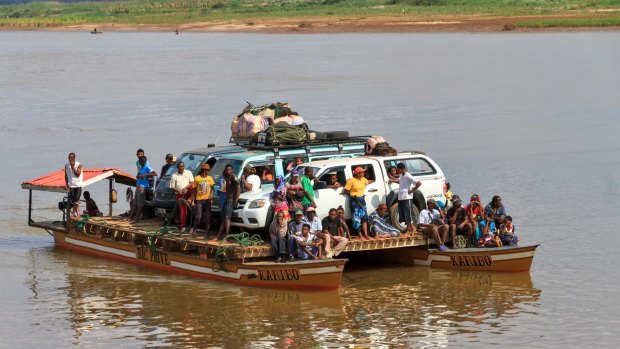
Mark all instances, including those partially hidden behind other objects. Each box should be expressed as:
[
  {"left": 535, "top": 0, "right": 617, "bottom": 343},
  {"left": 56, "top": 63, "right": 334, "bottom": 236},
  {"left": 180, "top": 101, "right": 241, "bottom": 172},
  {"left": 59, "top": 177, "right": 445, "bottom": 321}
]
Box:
[
  {"left": 191, "top": 164, "right": 215, "bottom": 235},
  {"left": 344, "top": 167, "right": 373, "bottom": 240}
]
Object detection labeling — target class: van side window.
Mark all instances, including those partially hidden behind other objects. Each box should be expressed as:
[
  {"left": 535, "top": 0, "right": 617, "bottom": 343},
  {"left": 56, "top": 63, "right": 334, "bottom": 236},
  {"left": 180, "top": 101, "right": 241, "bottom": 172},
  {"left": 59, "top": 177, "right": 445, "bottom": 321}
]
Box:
[
  {"left": 349, "top": 164, "right": 376, "bottom": 181},
  {"left": 284, "top": 157, "right": 306, "bottom": 175},
  {"left": 318, "top": 166, "right": 346, "bottom": 186},
  {"left": 255, "top": 164, "right": 275, "bottom": 184},
  {"left": 404, "top": 158, "right": 436, "bottom": 175}
]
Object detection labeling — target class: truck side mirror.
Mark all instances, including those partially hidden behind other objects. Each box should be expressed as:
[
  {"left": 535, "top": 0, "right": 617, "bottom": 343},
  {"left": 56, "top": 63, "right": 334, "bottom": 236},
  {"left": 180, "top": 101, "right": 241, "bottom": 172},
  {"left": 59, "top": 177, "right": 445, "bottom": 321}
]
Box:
[{"left": 314, "top": 181, "right": 327, "bottom": 190}]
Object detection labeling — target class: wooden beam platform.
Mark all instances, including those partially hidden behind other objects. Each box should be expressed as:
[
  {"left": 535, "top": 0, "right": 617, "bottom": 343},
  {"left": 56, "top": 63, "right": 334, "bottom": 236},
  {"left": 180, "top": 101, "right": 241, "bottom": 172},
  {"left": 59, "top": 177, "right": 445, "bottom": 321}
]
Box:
[{"left": 76, "top": 216, "right": 430, "bottom": 260}]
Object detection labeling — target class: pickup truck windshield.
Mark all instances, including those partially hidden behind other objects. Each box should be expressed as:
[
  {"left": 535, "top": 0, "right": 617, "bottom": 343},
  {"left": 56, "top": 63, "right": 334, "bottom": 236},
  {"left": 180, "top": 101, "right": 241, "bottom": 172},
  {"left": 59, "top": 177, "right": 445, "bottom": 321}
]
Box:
[{"left": 167, "top": 154, "right": 207, "bottom": 177}]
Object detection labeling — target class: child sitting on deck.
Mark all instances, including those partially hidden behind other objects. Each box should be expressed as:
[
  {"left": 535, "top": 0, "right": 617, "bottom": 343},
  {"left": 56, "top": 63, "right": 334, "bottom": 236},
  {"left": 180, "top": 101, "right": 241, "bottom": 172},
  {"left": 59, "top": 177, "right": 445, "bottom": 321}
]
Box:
[
  {"left": 478, "top": 213, "right": 502, "bottom": 248},
  {"left": 499, "top": 216, "right": 519, "bottom": 246}
]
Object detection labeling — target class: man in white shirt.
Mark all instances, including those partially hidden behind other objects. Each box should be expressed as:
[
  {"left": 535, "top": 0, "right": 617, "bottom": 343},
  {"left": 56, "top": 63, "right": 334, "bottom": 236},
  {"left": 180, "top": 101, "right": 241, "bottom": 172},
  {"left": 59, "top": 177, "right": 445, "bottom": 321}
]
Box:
[
  {"left": 64, "top": 152, "right": 83, "bottom": 219},
  {"left": 418, "top": 199, "right": 449, "bottom": 251},
  {"left": 240, "top": 165, "right": 261, "bottom": 194},
  {"left": 397, "top": 163, "right": 422, "bottom": 237},
  {"left": 169, "top": 161, "right": 194, "bottom": 232}
]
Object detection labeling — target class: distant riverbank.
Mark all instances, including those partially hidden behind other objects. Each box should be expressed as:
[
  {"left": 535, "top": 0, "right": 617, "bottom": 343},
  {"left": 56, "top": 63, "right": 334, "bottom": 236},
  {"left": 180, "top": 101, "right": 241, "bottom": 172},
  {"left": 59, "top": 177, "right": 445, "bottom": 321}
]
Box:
[
  {"left": 2, "top": 14, "right": 620, "bottom": 33},
  {"left": 1, "top": 0, "right": 619, "bottom": 33}
]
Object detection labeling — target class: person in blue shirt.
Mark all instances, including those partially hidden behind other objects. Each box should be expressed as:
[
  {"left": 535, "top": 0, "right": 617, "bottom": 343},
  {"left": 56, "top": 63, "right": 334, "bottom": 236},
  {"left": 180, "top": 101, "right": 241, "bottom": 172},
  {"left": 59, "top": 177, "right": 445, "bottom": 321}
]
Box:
[{"left": 133, "top": 155, "right": 156, "bottom": 223}]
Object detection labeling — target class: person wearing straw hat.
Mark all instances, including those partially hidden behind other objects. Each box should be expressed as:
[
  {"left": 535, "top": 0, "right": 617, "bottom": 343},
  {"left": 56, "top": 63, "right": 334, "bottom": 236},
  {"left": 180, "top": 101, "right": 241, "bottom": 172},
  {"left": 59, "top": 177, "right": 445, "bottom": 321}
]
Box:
[{"left": 190, "top": 163, "right": 214, "bottom": 236}]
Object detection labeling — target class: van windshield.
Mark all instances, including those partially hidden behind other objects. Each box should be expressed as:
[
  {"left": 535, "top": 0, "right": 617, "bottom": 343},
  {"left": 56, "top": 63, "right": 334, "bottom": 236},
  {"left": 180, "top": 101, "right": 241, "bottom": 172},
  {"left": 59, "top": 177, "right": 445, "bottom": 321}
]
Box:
[
  {"left": 168, "top": 153, "right": 207, "bottom": 177},
  {"left": 211, "top": 159, "right": 244, "bottom": 184}
]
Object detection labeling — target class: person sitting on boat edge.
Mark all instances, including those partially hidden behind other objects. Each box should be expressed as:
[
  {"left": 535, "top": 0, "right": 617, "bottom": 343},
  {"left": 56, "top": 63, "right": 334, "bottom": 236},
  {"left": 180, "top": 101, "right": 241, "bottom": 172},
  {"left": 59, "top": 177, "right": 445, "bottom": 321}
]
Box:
[
  {"left": 478, "top": 212, "right": 502, "bottom": 247},
  {"left": 447, "top": 198, "right": 473, "bottom": 248},
  {"left": 82, "top": 191, "right": 103, "bottom": 217},
  {"left": 191, "top": 163, "right": 214, "bottom": 236},
  {"left": 286, "top": 208, "right": 306, "bottom": 261},
  {"left": 269, "top": 211, "right": 288, "bottom": 263},
  {"left": 336, "top": 206, "right": 352, "bottom": 239},
  {"left": 295, "top": 223, "right": 323, "bottom": 260},
  {"left": 485, "top": 195, "right": 506, "bottom": 227},
  {"left": 418, "top": 199, "right": 450, "bottom": 251},
  {"left": 170, "top": 161, "right": 194, "bottom": 232},
  {"left": 306, "top": 207, "right": 336, "bottom": 258},
  {"left": 133, "top": 155, "right": 157, "bottom": 223},
  {"left": 368, "top": 203, "right": 401, "bottom": 238},
  {"left": 321, "top": 208, "right": 349, "bottom": 258},
  {"left": 499, "top": 215, "right": 518, "bottom": 246},
  {"left": 465, "top": 194, "right": 485, "bottom": 239}
]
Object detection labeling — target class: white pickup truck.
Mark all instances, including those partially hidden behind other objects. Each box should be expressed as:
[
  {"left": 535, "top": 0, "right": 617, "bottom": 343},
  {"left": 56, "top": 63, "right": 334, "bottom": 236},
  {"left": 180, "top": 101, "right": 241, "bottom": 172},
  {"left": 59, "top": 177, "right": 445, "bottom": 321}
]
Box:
[{"left": 235, "top": 151, "right": 448, "bottom": 231}]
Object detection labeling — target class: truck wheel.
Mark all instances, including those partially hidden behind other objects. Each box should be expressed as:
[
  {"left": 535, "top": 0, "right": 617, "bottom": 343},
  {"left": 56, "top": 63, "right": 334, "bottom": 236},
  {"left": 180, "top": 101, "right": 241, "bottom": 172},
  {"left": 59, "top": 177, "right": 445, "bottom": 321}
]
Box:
[{"left": 389, "top": 202, "right": 420, "bottom": 232}]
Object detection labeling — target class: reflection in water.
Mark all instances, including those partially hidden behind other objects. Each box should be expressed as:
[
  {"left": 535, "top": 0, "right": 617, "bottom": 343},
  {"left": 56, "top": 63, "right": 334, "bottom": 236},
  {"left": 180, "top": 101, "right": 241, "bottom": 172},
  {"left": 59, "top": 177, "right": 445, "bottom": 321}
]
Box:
[{"left": 25, "top": 246, "right": 540, "bottom": 348}]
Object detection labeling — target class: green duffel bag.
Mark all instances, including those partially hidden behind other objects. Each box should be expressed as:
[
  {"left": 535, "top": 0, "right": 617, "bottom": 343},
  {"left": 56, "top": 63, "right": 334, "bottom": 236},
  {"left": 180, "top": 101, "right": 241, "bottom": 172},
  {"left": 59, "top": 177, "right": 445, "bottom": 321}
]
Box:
[{"left": 265, "top": 122, "right": 308, "bottom": 146}]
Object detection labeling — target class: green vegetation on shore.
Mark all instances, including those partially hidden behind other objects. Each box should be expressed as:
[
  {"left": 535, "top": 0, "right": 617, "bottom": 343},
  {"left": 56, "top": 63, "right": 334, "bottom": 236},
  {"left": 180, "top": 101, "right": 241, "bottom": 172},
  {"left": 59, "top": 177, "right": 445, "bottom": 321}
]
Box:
[{"left": 1, "top": 0, "right": 619, "bottom": 28}]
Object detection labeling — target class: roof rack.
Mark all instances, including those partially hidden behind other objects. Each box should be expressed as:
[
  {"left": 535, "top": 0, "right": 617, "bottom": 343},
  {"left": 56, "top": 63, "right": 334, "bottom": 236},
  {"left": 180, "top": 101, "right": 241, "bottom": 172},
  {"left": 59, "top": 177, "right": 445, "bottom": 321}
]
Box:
[{"left": 229, "top": 135, "right": 371, "bottom": 158}]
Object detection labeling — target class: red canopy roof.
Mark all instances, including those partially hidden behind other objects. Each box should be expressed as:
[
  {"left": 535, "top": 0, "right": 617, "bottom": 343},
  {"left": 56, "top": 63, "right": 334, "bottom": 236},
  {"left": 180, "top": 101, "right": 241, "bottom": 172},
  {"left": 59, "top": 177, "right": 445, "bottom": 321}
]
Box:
[{"left": 22, "top": 168, "right": 136, "bottom": 193}]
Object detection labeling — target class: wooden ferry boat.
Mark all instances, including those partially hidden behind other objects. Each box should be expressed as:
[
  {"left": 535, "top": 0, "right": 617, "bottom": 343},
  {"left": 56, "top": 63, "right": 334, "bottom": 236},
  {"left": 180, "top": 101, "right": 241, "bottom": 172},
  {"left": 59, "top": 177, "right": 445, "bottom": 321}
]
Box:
[
  {"left": 22, "top": 167, "right": 537, "bottom": 292},
  {"left": 409, "top": 245, "right": 538, "bottom": 272},
  {"left": 22, "top": 168, "right": 346, "bottom": 291}
]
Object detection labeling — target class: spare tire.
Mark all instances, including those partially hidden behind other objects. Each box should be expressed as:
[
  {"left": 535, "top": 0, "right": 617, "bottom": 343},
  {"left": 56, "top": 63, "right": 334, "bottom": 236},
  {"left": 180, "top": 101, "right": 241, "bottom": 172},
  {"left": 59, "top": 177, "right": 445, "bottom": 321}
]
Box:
[
  {"left": 325, "top": 131, "right": 349, "bottom": 139},
  {"left": 309, "top": 130, "right": 327, "bottom": 140}
]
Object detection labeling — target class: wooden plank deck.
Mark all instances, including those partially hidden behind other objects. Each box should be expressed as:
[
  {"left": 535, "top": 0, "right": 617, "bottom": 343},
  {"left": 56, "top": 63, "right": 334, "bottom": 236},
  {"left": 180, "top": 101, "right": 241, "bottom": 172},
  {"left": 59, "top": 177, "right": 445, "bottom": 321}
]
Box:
[{"left": 78, "top": 217, "right": 429, "bottom": 260}]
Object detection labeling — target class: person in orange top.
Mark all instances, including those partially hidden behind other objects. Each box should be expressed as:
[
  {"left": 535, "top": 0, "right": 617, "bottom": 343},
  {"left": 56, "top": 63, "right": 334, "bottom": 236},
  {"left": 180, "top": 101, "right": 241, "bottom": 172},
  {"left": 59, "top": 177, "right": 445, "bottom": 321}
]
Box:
[{"left": 344, "top": 167, "right": 373, "bottom": 240}]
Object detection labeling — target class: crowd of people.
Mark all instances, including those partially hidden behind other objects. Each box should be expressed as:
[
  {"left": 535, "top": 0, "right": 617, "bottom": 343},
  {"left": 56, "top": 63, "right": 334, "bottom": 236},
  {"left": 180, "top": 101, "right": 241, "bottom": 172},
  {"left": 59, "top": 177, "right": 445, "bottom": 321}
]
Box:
[{"left": 64, "top": 150, "right": 519, "bottom": 262}]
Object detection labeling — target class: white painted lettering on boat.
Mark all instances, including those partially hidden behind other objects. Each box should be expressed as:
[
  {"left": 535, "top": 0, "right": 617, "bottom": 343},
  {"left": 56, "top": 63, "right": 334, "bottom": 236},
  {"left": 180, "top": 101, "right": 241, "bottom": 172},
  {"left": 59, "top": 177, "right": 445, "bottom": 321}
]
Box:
[
  {"left": 137, "top": 247, "right": 170, "bottom": 266},
  {"left": 450, "top": 255, "right": 492, "bottom": 267},
  {"left": 258, "top": 269, "right": 300, "bottom": 281}
]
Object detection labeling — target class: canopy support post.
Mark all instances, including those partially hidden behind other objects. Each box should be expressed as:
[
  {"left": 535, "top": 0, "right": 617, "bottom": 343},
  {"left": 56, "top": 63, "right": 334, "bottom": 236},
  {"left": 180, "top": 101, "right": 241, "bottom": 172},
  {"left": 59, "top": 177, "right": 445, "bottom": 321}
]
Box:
[
  {"left": 108, "top": 178, "right": 114, "bottom": 217},
  {"left": 28, "top": 189, "right": 33, "bottom": 225}
]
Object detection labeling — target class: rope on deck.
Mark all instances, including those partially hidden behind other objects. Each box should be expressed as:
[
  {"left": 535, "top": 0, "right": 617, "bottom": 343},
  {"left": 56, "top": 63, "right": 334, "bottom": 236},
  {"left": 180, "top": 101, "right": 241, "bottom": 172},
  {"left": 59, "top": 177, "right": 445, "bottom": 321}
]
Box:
[
  {"left": 213, "top": 232, "right": 264, "bottom": 273},
  {"left": 145, "top": 226, "right": 182, "bottom": 254},
  {"left": 144, "top": 198, "right": 193, "bottom": 254}
]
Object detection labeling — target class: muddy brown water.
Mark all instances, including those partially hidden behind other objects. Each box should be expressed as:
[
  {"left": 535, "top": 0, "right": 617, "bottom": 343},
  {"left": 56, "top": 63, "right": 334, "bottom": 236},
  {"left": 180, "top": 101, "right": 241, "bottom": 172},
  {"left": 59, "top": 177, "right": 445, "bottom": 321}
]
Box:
[{"left": 0, "top": 32, "right": 618, "bottom": 348}]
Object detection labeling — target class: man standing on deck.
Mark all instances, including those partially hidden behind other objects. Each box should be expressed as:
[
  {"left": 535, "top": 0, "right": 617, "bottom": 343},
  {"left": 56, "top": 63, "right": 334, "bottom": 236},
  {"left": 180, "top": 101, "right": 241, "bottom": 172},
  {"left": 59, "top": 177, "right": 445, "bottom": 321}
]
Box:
[
  {"left": 133, "top": 156, "right": 157, "bottom": 223},
  {"left": 396, "top": 163, "right": 421, "bottom": 237},
  {"left": 170, "top": 161, "right": 194, "bottom": 233},
  {"left": 216, "top": 164, "right": 240, "bottom": 240},
  {"left": 161, "top": 153, "right": 175, "bottom": 177},
  {"left": 343, "top": 167, "right": 373, "bottom": 240},
  {"left": 191, "top": 164, "right": 214, "bottom": 236},
  {"left": 301, "top": 167, "right": 317, "bottom": 213},
  {"left": 135, "top": 148, "right": 149, "bottom": 173},
  {"left": 64, "top": 152, "right": 83, "bottom": 220}
]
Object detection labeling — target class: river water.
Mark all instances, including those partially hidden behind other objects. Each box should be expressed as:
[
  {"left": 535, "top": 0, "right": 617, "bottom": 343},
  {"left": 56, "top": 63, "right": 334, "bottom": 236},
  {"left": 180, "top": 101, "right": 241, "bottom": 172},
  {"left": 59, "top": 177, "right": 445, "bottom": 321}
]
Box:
[{"left": 1, "top": 31, "right": 618, "bottom": 348}]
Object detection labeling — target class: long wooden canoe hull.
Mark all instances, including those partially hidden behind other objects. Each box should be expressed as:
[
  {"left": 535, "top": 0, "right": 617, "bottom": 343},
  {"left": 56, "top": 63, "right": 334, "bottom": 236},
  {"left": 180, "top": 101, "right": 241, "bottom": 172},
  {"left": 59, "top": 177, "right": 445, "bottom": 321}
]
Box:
[
  {"left": 411, "top": 245, "right": 538, "bottom": 272},
  {"left": 53, "top": 231, "right": 345, "bottom": 291}
]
